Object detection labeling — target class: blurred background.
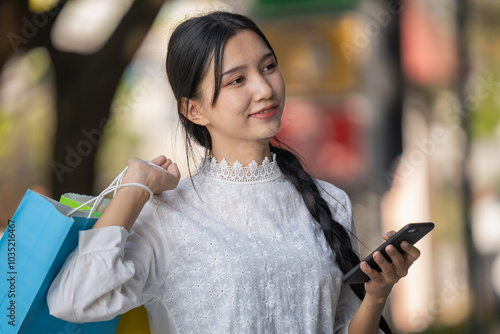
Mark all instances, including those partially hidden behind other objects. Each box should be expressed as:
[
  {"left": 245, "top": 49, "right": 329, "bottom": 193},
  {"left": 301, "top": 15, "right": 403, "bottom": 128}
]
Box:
[{"left": 0, "top": 0, "right": 499, "bottom": 333}]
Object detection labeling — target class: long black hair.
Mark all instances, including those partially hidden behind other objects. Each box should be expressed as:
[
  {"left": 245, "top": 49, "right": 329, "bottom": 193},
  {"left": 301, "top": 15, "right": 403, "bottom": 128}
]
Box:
[{"left": 166, "top": 11, "right": 392, "bottom": 333}]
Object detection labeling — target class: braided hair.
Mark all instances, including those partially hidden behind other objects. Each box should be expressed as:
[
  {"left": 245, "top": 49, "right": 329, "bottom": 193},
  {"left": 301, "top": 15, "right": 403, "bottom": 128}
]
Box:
[{"left": 270, "top": 142, "right": 392, "bottom": 333}]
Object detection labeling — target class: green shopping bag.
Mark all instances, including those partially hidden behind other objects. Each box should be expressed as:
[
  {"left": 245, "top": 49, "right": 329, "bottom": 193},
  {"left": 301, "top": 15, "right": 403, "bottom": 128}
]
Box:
[{"left": 59, "top": 193, "right": 110, "bottom": 217}]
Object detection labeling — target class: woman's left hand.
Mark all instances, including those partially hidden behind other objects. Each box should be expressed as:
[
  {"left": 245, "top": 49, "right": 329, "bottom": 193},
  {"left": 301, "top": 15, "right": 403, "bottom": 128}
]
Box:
[{"left": 360, "top": 230, "right": 421, "bottom": 303}]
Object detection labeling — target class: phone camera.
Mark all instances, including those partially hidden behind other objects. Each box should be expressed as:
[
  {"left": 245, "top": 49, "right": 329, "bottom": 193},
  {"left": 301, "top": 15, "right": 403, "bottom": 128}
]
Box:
[{"left": 408, "top": 228, "right": 419, "bottom": 234}]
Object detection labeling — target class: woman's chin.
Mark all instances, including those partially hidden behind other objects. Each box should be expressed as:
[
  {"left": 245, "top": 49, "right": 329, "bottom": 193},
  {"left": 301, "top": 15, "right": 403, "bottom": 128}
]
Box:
[{"left": 258, "top": 120, "right": 281, "bottom": 139}]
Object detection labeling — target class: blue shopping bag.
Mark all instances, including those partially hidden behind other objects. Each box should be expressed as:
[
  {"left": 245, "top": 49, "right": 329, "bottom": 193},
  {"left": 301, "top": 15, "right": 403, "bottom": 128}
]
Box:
[{"left": 0, "top": 190, "right": 119, "bottom": 333}]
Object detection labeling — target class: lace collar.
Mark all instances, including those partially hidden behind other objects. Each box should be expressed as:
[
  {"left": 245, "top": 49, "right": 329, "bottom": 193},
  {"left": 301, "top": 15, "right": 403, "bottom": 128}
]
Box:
[{"left": 196, "top": 153, "right": 282, "bottom": 184}]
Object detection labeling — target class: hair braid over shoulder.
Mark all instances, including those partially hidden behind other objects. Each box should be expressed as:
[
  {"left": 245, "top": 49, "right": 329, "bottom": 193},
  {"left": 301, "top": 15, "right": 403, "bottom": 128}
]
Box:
[{"left": 270, "top": 143, "right": 393, "bottom": 334}]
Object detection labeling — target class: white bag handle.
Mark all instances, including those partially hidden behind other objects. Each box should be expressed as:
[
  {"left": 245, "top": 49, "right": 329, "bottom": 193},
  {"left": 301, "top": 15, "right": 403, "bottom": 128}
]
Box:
[{"left": 67, "top": 164, "right": 154, "bottom": 218}]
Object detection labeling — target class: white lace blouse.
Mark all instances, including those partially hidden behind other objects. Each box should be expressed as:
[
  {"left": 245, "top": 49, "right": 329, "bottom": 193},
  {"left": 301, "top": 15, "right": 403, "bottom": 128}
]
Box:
[{"left": 48, "top": 155, "right": 367, "bottom": 334}]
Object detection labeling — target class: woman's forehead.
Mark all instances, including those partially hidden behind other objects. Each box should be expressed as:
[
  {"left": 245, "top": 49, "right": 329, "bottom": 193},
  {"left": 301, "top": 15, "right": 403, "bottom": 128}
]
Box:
[{"left": 221, "top": 30, "right": 272, "bottom": 68}]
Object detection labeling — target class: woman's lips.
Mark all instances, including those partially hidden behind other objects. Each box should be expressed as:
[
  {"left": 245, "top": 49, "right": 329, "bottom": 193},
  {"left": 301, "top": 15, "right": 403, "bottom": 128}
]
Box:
[{"left": 249, "top": 105, "right": 278, "bottom": 119}]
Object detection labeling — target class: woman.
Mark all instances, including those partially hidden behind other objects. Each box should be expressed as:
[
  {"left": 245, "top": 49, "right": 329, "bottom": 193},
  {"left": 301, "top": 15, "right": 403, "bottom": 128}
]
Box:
[{"left": 48, "top": 11, "right": 420, "bottom": 334}]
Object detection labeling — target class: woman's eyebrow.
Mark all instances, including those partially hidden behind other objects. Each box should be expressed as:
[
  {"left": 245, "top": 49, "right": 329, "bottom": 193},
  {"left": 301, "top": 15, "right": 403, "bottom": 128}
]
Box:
[
  {"left": 222, "top": 65, "right": 246, "bottom": 77},
  {"left": 221, "top": 51, "right": 275, "bottom": 77}
]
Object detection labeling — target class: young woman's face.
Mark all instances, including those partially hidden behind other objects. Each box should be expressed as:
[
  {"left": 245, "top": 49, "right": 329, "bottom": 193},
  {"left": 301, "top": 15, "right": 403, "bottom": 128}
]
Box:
[{"left": 192, "top": 29, "right": 285, "bottom": 150}]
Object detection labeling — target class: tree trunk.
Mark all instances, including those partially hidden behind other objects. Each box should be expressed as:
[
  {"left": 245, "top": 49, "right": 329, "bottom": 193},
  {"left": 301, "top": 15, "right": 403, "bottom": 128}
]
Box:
[{"left": 45, "top": 0, "right": 164, "bottom": 197}]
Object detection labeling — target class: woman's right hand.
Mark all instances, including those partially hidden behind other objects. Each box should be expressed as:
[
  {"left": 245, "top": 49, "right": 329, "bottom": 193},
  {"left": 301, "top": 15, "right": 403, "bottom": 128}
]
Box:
[{"left": 121, "top": 155, "right": 181, "bottom": 195}]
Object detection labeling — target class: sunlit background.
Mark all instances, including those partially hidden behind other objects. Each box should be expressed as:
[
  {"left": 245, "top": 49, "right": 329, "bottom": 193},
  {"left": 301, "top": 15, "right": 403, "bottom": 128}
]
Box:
[{"left": 0, "top": 0, "right": 499, "bottom": 333}]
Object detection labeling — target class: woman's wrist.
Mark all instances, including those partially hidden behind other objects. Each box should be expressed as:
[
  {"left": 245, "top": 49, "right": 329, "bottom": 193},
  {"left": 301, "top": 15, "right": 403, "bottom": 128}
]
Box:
[
  {"left": 116, "top": 185, "right": 151, "bottom": 204},
  {"left": 362, "top": 292, "right": 389, "bottom": 308},
  {"left": 349, "top": 289, "right": 388, "bottom": 334},
  {"left": 93, "top": 185, "right": 150, "bottom": 231}
]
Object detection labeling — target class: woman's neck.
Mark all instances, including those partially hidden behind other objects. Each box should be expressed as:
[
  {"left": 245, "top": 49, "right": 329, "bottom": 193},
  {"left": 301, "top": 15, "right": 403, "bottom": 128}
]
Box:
[{"left": 210, "top": 139, "right": 272, "bottom": 166}]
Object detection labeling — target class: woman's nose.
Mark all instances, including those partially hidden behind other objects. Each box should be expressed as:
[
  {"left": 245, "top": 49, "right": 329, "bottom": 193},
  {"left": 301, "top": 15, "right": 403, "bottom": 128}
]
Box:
[{"left": 252, "top": 74, "right": 274, "bottom": 101}]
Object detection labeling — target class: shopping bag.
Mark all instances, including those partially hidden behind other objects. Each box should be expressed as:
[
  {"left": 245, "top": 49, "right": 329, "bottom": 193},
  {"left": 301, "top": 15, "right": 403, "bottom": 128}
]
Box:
[
  {"left": 0, "top": 190, "right": 120, "bottom": 333},
  {"left": 115, "top": 306, "right": 151, "bottom": 334},
  {"left": 59, "top": 193, "right": 111, "bottom": 218},
  {"left": 60, "top": 193, "right": 151, "bottom": 334}
]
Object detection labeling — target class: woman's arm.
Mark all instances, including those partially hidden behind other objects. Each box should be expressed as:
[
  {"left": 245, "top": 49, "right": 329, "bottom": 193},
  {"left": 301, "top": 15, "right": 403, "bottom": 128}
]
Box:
[
  {"left": 48, "top": 155, "right": 180, "bottom": 322},
  {"left": 348, "top": 232, "right": 421, "bottom": 334},
  {"left": 48, "top": 209, "right": 169, "bottom": 322},
  {"left": 92, "top": 155, "right": 181, "bottom": 231}
]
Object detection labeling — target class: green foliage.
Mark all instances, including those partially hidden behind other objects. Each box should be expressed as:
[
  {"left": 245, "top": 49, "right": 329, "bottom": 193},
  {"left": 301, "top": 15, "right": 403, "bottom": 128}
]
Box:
[{"left": 470, "top": 87, "right": 500, "bottom": 139}]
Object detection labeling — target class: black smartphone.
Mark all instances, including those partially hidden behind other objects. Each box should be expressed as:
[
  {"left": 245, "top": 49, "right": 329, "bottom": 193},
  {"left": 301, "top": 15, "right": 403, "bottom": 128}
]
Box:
[{"left": 342, "top": 222, "right": 435, "bottom": 284}]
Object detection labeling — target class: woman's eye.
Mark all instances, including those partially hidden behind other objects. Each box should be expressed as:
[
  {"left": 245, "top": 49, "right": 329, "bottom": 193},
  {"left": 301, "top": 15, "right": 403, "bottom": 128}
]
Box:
[
  {"left": 263, "top": 63, "right": 276, "bottom": 72},
  {"left": 230, "top": 77, "right": 243, "bottom": 85}
]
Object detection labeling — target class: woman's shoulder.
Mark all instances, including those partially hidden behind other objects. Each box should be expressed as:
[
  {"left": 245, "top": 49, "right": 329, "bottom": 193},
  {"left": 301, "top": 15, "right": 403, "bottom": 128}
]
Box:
[
  {"left": 150, "top": 177, "right": 197, "bottom": 207},
  {"left": 134, "top": 178, "right": 196, "bottom": 230},
  {"left": 314, "top": 178, "right": 352, "bottom": 226}
]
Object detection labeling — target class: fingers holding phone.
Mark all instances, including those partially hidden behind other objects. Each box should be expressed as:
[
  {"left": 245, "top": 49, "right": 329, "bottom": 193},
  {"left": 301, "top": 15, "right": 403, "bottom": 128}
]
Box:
[
  {"left": 360, "top": 241, "right": 422, "bottom": 301},
  {"left": 400, "top": 240, "right": 422, "bottom": 266},
  {"left": 364, "top": 242, "right": 419, "bottom": 279},
  {"left": 382, "top": 230, "right": 396, "bottom": 240},
  {"left": 379, "top": 230, "right": 414, "bottom": 277},
  {"left": 346, "top": 222, "right": 433, "bottom": 302},
  {"left": 342, "top": 222, "right": 434, "bottom": 285}
]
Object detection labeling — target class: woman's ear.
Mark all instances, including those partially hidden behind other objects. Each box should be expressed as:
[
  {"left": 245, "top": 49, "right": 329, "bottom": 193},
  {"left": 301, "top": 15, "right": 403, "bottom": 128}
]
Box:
[{"left": 180, "top": 97, "right": 210, "bottom": 126}]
